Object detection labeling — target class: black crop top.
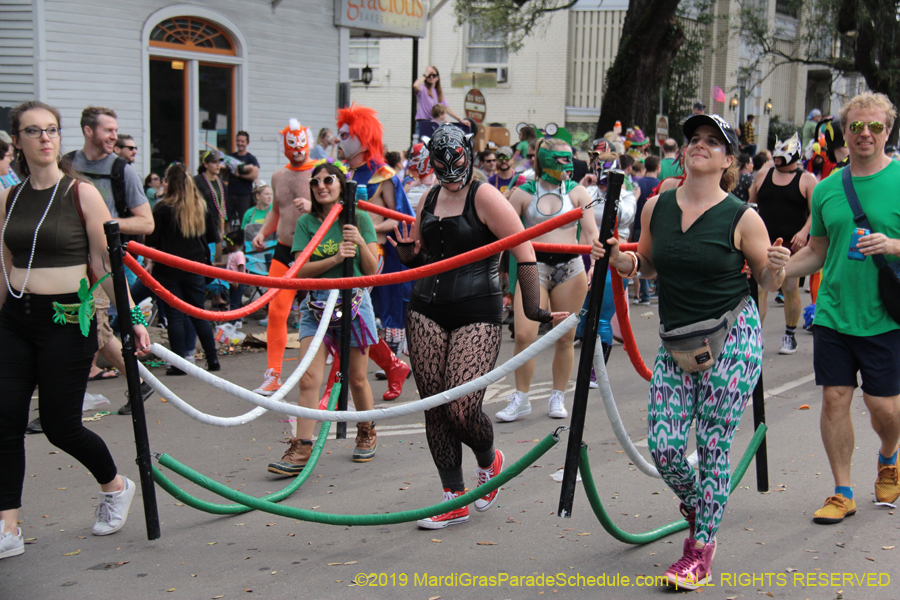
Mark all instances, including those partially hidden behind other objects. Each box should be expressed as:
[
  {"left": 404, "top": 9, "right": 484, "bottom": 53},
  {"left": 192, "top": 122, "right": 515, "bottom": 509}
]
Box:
[
  {"left": 409, "top": 181, "right": 502, "bottom": 305},
  {"left": 4, "top": 176, "right": 90, "bottom": 269}
]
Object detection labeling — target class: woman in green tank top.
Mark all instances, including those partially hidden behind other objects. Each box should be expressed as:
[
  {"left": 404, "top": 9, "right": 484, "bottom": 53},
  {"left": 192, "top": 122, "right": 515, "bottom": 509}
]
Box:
[{"left": 591, "top": 114, "right": 791, "bottom": 590}]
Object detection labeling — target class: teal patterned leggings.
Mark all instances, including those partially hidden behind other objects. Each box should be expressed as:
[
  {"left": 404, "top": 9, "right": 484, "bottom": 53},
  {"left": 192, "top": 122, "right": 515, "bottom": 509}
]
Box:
[{"left": 647, "top": 300, "right": 762, "bottom": 544}]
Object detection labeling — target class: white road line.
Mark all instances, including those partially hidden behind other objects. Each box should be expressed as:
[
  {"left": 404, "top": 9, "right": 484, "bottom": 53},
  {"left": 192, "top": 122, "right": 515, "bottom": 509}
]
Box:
[{"left": 763, "top": 373, "right": 816, "bottom": 399}]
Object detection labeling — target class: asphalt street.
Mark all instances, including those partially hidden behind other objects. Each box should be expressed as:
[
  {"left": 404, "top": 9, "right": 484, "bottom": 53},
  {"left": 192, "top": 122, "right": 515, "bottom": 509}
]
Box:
[{"left": 2, "top": 292, "right": 898, "bottom": 600}]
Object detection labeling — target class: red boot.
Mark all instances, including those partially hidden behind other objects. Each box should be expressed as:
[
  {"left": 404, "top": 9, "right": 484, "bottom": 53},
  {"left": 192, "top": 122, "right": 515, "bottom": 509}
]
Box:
[
  {"left": 368, "top": 338, "right": 410, "bottom": 401},
  {"left": 318, "top": 354, "right": 341, "bottom": 410}
]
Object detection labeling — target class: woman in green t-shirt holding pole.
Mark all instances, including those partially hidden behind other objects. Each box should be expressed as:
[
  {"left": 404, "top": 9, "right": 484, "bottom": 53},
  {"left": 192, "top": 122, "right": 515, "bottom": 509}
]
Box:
[{"left": 266, "top": 160, "right": 380, "bottom": 477}]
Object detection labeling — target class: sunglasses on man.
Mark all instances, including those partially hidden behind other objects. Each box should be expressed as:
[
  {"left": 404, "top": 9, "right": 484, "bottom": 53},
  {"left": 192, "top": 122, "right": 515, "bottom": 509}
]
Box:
[{"left": 848, "top": 120, "right": 885, "bottom": 135}]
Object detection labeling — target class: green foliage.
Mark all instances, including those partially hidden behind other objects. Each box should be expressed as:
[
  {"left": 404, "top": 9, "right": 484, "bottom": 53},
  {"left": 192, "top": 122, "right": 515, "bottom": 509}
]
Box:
[
  {"left": 663, "top": 1, "right": 714, "bottom": 126},
  {"left": 452, "top": 0, "right": 579, "bottom": 52}
]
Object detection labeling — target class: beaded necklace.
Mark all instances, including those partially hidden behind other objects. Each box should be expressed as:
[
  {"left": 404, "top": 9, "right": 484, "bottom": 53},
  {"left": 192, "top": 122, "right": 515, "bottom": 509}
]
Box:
[
  {"left": 203, "top": 173, "right": 226, "bottom": 220},
  {"left": 1, "top": 175, "right": 63, "bottom": 299}
]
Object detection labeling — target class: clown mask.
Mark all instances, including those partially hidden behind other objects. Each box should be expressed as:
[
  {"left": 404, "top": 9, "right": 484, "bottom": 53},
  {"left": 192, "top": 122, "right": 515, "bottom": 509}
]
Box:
[
  {"left": 338, "top": 124, "right": 365, "bottom": 164},
  {"left": 280, "top": 119, "right": 310, "bottom": 164}
]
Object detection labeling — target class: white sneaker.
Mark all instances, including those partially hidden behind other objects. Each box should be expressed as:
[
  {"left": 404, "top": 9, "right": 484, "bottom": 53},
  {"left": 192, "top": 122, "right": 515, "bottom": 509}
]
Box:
[
  {"left": 778, "top": 334, "right": 798, "bottom": 355},
  {"left": 548, "top": 390, "right": 568, "bottom": 419},
  {"left": 92, "top": 476, "right": 136, "bottom": 536},
  {"left": 0, "top": 520, "right": 24, "bottom": 560},
  {"left": 495, "top": 391, "right": 531, "bottom": 422}
]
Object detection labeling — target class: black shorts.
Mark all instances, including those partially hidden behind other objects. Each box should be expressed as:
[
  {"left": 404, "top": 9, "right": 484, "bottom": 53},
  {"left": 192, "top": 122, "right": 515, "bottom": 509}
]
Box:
[
  {"left": 408, "top": 295, "right": 502, "bottom": 333},
  {"left": 227, "top": 193, "right": 253, "bottom": 224},
  {"left": 813, "top": 325, "right": 900, "bottom": 397}
]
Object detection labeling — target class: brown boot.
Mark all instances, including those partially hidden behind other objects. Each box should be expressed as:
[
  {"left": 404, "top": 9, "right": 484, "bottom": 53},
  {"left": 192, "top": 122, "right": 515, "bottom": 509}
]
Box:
[
  {"left": 352, "top": 422, "right": 377, "bottom": 462},
  {"left": 267, "top": 438, "right": 313, "bottom": 476}
]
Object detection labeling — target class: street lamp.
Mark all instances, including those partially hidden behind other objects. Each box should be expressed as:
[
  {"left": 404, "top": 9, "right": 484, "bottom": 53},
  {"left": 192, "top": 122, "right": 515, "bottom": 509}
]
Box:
[
  {"left": 764, "top": 98, "right": 773, "bottom": 115},
  {"left": 730, "top": 94, "right": 739, "bottom": 112}
]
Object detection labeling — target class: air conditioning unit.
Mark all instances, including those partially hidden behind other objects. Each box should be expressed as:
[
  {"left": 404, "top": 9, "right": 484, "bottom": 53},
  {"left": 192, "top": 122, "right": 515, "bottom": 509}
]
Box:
[{"left": 349, "top": 67, "right": 361, "bottom": 81}]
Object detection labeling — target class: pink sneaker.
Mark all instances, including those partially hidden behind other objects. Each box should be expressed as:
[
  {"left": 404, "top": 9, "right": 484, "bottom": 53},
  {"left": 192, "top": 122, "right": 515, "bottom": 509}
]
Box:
[
  {"left": 663, "top": 537, "right": 716, "bottom": 590},
  {"left": 473, "top": 450, "right": 504, "bottom": 512}
]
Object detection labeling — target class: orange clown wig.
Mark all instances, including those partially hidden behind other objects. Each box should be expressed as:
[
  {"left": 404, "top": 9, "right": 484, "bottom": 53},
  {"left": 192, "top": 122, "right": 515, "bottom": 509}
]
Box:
[{"left": 336, "top": 103, "right": 385, "bottom": 168}]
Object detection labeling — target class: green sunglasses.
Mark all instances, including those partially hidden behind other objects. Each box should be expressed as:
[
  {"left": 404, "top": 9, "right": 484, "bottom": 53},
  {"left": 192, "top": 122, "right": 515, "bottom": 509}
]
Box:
[{"left": 848, "top": 120, "right": 885, "bottom": 135}]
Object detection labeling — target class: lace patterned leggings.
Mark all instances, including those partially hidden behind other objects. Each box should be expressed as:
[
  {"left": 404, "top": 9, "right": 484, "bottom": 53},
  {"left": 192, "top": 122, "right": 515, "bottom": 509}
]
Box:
[{"left": 407, "top": 309, "right": 502, "bottom": 491}]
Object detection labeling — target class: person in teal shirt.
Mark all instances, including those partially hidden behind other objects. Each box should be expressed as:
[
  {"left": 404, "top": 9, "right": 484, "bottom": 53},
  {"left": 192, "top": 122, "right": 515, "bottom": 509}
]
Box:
[
  {"left": 266, "top": 160, "right": 380, "bottom": 479},
  {"left": 785, "top": 92, "right": 900, "bottom": 527}
]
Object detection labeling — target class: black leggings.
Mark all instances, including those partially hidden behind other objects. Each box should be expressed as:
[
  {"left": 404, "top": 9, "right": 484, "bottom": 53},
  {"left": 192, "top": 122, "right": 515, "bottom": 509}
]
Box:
[
  {"left": 156, "top": 274, "right": 217, "bottom": 360},
  {"left": 407, "top": 309, "right": 502, "bottom": 492},
  {"left": 0, "top": 291, "right": 117, "bottom": 511}
]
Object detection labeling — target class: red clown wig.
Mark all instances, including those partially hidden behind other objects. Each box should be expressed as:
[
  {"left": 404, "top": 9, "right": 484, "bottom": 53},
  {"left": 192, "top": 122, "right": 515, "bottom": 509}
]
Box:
[{"left": 336, "top": 103, "right": 385, "bottom": 168}]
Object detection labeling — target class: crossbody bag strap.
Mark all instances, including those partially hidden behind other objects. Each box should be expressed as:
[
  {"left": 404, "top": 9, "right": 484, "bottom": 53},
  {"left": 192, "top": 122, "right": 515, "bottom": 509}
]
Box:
[{"left": 841, "top": 167, "right": 887, "bottom": 269}]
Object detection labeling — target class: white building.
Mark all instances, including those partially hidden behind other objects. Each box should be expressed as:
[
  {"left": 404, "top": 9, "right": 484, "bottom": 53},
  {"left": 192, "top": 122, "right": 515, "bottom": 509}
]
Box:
[{"left": 0, "top": 1, "right": 368, "bottom": 180}]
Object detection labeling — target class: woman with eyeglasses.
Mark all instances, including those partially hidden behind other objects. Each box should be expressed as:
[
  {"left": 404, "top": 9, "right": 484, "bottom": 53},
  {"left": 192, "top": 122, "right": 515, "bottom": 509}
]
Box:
[
  {"left": 144, "top": 172, "right": 164, "bottom": 207},
  {"left": 592, "top": 114, "right": 790, "bottom": 590},
  {"left": 0, "top": 101, "right": 152, "bottom": 558},
  {"left": 266, "top": 159, "right": 380, "bottom": 477},
  {"left": 497, "top": 137, "right": 598, "bottom": 423},
  {"left": 145, "top": 163, "right": 221, "bottom": 376},
  {"left": 413, "top": 66, "right": 470, "bottom": 139}
]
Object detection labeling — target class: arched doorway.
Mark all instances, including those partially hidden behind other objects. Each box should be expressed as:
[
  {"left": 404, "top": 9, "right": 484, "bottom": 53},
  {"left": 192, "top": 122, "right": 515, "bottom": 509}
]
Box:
[{"left": 141, "top": 8, "right": 248, "bottom": 175}]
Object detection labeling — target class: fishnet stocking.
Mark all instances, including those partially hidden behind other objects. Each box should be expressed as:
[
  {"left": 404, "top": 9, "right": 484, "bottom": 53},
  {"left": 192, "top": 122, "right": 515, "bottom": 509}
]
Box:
[{"left": 407, "top": 309, "right": 502, "bottom": 474}]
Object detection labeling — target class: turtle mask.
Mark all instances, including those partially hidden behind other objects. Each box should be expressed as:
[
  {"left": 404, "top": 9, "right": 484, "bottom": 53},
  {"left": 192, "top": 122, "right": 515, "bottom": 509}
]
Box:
[
  {"left": 427, "top": 124, "right": 474, "bottom": 186},
  {"left": 538, "top": 147, "right": 574, "bottom": 184},
  {"left": 773, "top": 132, "right": 801, "bottom": 166}
]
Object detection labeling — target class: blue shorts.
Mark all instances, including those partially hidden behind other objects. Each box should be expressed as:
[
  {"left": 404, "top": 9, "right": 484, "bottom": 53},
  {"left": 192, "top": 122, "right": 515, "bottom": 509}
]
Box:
[
  {"left": 297, "top": 288, "right": 377, "bottom": 349},
  {"left": 813, "top": 325, "right": 900, "bottom": 397}
]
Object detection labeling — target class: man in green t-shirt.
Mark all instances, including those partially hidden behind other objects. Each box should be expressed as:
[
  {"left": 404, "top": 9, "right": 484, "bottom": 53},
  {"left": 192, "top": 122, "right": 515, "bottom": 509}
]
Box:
[
  {"left": 658, "top": 138, "right": 684, "bottom": 180},
  {"left": 785, "top": 92, "right": 900, "bottom": 526}
]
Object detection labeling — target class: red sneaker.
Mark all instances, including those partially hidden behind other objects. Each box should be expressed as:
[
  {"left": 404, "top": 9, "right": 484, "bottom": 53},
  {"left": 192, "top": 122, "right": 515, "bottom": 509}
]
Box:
[
  {"left": 474, "top": 449, "right": 504, "bottom": 512},
  {"left": 416, "top": 489, "right": 469, "bottom": 530}
]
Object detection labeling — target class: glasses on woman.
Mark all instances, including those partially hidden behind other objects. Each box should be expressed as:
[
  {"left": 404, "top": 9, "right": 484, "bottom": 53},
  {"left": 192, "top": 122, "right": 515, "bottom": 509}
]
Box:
[
  {"left": 310, "top": 175, "right": 338, "bottom": 187},
  {"left": 426, "top": 73, "right": 438, "bottom": 79},
  {"left": 17, "top": 126, "right": 61, "bottom": 139},
  {"left": 848, "top": 120, "right": 885, "bottom": 135}
]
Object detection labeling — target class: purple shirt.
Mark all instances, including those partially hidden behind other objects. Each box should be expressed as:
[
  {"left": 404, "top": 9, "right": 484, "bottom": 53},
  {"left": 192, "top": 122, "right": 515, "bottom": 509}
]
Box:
[{"left": 415, "top": 85, "right": 448, "bottom": 120}]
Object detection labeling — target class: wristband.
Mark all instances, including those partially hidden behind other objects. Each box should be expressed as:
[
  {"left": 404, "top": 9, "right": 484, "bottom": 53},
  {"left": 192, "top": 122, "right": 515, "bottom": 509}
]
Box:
[{"left": 130, "top": 305, "right": 149, "bottom": 328}]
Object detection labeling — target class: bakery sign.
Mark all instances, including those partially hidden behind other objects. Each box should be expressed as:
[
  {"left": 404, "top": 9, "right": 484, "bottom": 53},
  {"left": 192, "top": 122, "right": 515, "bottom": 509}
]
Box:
[{"left": 335, "top": 0, "right": 429, "bottom": 38}]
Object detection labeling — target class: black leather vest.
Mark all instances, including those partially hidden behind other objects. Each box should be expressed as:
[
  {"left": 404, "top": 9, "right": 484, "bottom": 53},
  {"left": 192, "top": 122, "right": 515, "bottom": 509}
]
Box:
[{"left": 411, "top": 182, "right": 501, "bottom": 305}]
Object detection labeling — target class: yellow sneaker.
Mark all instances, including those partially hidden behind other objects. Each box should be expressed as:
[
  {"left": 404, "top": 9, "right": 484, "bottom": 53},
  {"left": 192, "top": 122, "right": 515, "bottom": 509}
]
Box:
[
  {"left": 813, "top": 494, "right": 856, "bottom": 524},
  {"left": 875, "top": 462, "right": 900, "bottom": 504}
]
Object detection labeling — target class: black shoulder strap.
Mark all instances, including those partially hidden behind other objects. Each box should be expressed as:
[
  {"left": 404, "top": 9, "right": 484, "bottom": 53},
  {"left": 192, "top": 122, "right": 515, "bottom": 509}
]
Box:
[
  {"left": 110, "top": 157, "right": 129, "bottom": 218},
  {"left": 841, "top": 167, "right": 887, "bottom": 269},
  {"left": 423, "top": 184, "right": 441, "bottom": 213},
  {"left": 729, "top": 201, "right": 751, "bottom": 252}
]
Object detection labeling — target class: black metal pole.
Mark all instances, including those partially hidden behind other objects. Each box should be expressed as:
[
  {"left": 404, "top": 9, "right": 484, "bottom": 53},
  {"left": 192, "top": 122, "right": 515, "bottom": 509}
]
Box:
[
  {"left": 747, "top": 275, "right": 769, "bottom": 492},
  {"left": 336, "top": 183, "right": 358, "bottom": 440},
  {"left": 557, "top": 170, "right": 625, "bottom": 518},
  {"left": 411, "top": 38, "right": 419, "bottom": 146},
  {"left": 104, "top": 221, "right": 160, "bottom": 540}
]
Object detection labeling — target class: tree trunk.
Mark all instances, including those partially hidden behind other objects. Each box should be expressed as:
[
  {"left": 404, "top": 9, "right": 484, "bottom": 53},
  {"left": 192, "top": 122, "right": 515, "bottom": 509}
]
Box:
[{"left": 596, "top": 0, "right": 685, "bottom": 138}]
